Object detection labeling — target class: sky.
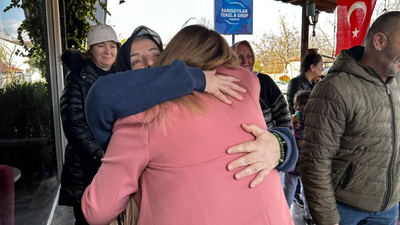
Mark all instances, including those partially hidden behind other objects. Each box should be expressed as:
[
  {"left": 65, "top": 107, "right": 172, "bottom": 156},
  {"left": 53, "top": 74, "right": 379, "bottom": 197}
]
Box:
[
  {"left": 106, "top": 0, "right": 335, "bottom": 44},
  {"left": 0, "top": 0, "right": 24, "bottom": 37},
  {"left": 0, "top": 0, "right": 387, "bottom": 45}
]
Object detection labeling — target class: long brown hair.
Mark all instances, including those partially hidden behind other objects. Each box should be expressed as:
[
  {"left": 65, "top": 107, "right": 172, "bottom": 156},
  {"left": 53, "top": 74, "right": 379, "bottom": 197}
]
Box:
[{"left": 145, "top": 25, "right": 239, "bottom": 128}]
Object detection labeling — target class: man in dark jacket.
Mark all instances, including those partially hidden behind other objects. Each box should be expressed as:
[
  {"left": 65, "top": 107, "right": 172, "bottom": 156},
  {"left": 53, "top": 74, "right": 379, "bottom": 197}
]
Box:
[{"left": 300, "top": 11, "right": 400, "bottom": 225}]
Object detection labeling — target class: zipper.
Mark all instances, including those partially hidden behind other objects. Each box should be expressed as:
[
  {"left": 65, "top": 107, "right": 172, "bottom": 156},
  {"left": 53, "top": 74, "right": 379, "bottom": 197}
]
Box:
[{"left": 382, "top": 84, "right": 396, "bottom": 210}]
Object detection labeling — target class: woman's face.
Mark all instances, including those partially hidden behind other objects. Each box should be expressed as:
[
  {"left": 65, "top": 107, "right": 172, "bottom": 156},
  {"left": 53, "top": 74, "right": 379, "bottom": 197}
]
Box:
[
  {"left": 91, "top": 41, "right": 118, "bottom": 71},
  {"left": 130, "top": 39, "right": 161, "bottom": 70},
  {"left": 311, "top": 61, "right": 324, "bottom": 77},
  {"left": 235, "top": 44, "right": 254, "bottom": 71}
]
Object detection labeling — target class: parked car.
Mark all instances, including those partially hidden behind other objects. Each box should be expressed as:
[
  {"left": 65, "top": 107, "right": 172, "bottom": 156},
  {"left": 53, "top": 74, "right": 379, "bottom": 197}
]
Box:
[{"left": 275, "top": 81, "right": 288, "bottom": 94}]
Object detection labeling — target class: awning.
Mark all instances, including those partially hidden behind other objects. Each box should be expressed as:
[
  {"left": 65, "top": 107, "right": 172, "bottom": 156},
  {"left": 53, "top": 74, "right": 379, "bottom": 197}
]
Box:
[{"left": 273, "top": 0, "right": 337, "bottom": 13}]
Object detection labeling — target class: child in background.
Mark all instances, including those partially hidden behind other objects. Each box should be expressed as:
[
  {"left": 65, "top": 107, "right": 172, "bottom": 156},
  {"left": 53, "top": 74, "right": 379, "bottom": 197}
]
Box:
[{"left": 283, "top": 90, "right": 314, "bottom": 225}]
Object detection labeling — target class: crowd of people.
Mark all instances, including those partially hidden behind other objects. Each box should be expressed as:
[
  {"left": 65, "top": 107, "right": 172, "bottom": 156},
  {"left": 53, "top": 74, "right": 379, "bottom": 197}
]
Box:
[{"left": 59, "top": 10, "right": 400, "bottom": 225}]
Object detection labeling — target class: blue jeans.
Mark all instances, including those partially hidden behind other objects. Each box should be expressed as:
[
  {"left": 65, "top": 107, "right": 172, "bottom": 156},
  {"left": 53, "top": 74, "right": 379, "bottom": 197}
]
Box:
[
  {"left": 281, "top": 172, "right": 298, "bottom": 207},
  {"left": 337, "top": 200, "right": 398, "bottom": 225},
  {"left": 281, "top": 172, "right": 312, "bottom": 219}
]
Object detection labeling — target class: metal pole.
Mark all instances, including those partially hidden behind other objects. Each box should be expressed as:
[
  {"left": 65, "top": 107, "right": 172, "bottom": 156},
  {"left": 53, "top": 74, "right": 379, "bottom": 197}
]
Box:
[
  {"left": 182, "top": 17, "right": 196, "bottom": 28},
  {"left": 232, "top": 34, "right": 235, "bottom": 45}
]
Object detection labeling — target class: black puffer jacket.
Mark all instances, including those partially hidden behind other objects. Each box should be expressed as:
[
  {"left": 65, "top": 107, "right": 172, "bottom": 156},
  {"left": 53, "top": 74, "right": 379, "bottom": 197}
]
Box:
[
  {"left": 286, "top": 73, "right": 315, "bottom": 114},
  {"left": 59, "top": 50, "right": 115, "bottom": 206}
]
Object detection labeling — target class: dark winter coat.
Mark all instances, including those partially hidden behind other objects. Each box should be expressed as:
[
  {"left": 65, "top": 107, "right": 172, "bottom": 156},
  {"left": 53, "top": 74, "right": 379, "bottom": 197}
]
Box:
[
  {"left": 59, "top": 50, "right": 115, "bottom": 206},
  {"left": 287, "top": 73, "right": 315, "bottom": 115}
]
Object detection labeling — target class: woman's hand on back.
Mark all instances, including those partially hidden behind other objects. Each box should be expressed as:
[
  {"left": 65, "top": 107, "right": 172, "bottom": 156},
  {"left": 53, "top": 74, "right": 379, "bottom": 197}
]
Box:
[
  {"left": 226, "top": 124, "right": 280, "bottom": 188},
  {"left": 204, "top": 70, "right": 247, "bottom": 104}
]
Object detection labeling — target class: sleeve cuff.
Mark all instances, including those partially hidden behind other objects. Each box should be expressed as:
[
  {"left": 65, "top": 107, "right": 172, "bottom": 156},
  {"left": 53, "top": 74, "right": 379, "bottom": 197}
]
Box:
[
  {"left": 270, "top": 127, "right": 298, "bottom": 172},
  {"left": 187, "top": 67, "right": 206, "bottom": 91}
]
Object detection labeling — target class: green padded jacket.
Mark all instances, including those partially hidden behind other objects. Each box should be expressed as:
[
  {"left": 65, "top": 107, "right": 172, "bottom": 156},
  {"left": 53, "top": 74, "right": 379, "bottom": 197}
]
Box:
[{"left": 299, "top": 46, "right": 400, "bottom": 225}]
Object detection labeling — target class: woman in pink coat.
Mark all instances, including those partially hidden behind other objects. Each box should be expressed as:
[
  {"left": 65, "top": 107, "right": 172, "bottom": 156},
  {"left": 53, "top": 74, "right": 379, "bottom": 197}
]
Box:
[{"left": 82, "top": 25, "right": 294, "bottom": 225}]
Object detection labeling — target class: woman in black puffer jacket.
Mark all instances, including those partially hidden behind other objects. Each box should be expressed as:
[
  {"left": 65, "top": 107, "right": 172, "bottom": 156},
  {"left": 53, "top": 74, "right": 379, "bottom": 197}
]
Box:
[
  {"left": 59, "top": 24, "right": 120, "bottom": 225},
  {"left": 287, "top": 51, "right": 323, "bottom": 115}
]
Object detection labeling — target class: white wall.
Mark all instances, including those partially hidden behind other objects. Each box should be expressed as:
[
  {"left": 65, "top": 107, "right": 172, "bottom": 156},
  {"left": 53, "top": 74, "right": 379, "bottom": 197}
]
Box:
[{"left": 0, "top": 38, "right": 30, "bottom": 71}]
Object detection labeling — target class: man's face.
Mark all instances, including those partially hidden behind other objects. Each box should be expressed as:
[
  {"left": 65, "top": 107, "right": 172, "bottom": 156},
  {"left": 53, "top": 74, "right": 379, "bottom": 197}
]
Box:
[{"left": 382, "top": 25, "right": 400, "bottom": 76}]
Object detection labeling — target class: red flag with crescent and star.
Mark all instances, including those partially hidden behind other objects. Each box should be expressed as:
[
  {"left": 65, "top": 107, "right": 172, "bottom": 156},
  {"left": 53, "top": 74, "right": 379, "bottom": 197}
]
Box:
[{"left": 335, "top": 0, "right": 377, "bottom": 56}]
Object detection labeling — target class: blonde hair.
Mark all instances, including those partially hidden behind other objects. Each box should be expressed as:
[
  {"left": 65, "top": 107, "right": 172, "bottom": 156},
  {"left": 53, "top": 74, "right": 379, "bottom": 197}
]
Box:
[{"left": 145, "top": 25, "right": 240, "bottom": 128}]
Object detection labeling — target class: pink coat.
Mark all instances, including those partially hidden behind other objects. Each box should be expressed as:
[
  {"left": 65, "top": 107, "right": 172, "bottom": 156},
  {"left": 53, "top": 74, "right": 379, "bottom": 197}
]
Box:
[{"left": 82, "top": 65, "right": 293, "bottom": 225}]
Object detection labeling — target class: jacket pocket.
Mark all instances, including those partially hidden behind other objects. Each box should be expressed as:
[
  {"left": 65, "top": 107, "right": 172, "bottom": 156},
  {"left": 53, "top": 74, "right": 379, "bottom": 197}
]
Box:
[{"left": 335, "top": 162, "right": 356, "bottom": 192}]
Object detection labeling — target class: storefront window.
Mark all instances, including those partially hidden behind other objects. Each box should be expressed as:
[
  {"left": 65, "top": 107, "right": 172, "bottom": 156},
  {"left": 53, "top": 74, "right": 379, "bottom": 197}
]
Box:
[{"left": 0, "top": 0, "right": 62, "bottom": 224}]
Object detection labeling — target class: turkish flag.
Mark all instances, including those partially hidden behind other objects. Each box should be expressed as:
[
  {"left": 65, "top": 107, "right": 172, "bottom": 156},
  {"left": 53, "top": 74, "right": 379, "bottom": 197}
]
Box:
[{"left": 335, "top": 0, "right": 377, "bottom": 56}]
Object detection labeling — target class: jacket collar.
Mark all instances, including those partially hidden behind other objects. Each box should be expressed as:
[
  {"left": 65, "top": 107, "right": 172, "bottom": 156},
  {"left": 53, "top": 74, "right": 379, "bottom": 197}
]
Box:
[
  {"left": 332, "top": 46, "right": 393, "bottom": 85},
  {"left": 61, "top": 50, "right": 85, "bottom": 73},
  {"left": 80, "top": 61, "right": 116, "bottom": 82},
  {"left": 299, "top": 73, "right": 312, "bottom": 84}
]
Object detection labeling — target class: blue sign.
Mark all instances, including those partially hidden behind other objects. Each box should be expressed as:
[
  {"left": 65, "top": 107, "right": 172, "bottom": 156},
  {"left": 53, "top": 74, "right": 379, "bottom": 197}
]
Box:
[{"left": 215, "top": 0, "right": 253, "bottom": 35}]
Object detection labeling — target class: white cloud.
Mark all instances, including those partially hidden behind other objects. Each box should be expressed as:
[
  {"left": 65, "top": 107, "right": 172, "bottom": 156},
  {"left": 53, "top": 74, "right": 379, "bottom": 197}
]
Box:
[
  {"left": 4, "top": 18, "right": 22, "bottom": 32},
  {"left": 1, "top": 19, "right": 23, "bottom": 40}
]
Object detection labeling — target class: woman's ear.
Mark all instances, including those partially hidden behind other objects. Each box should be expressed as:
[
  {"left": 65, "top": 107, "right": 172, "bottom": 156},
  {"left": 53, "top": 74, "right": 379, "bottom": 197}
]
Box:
[{"left": 310, "top": 64, "right": 315, "bottom": 72}]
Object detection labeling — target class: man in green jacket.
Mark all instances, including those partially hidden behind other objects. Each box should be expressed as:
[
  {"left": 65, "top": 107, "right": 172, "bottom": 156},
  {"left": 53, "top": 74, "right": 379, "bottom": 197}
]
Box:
[{"left": 299, "top": 11, "right": 400, "bottom": 225}]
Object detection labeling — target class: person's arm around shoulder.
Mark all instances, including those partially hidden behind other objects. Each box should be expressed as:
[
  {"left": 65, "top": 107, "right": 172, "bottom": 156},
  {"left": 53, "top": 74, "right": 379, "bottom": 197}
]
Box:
[
  {"left": 299, "top": 80, "right": 346, "bottom": 225},
  {"left": 82, "top": 115, "right": 148, "bottom": 224},
  {"left": 85, "top": 59, "right": 246, "bottom": 150}
]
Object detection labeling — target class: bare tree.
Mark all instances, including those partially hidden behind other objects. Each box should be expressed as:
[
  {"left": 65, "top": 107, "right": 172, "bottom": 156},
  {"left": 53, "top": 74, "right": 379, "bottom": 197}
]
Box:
[
  {"left": 252, "top": 33, "right": 284, "bottom": 75},
  {"left": 197, "top": 17, "right": 213, "bottom": 29},
  {"left": 374, "top": 0, "right": 400, "bottom": 16},
  {"left": 252, "top": 15, "right": 301, "bottom": 78},
  {"left": 309, "top": 22, "right": 335, "bottom": 58},
  {"left": 0, "top": 26, "right": 22, "bottom": 83},
  {"left": 107, "top": 20, "right": 125, "bottom": 42}
]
